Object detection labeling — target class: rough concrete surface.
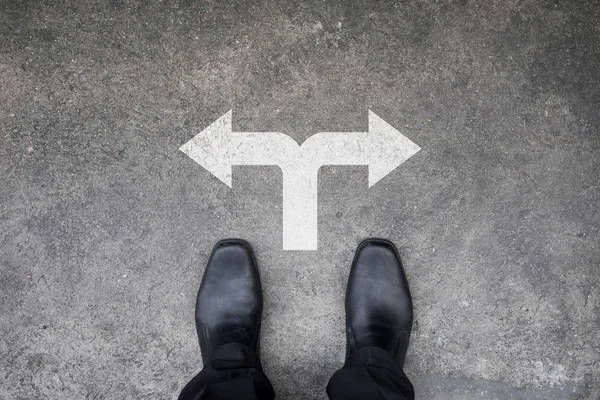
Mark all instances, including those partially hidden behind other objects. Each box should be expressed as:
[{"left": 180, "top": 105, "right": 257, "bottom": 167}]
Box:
[{"left": 1, "top": 0, "right": 599, "bottom": 399}]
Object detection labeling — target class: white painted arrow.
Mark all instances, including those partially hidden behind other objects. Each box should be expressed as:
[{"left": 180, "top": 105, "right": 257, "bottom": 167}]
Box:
[{"left": 180, "top": 110, "right": 420, "bottom": 250}]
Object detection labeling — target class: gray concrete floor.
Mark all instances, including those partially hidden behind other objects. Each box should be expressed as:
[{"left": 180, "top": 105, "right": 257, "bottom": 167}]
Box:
[{"left": 1, "top": 0, "right": 599, "bottom": 399}]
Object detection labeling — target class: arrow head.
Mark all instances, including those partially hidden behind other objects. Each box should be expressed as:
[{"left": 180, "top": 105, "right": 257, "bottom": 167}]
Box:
[
  {"left": 367, "top": 110, "right": 421, "bottom": 187},
  {"left": 179, "top": 110, "right": 234, "bottom": 187}
]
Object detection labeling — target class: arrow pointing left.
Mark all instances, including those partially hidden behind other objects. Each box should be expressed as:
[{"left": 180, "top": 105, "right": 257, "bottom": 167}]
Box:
[{"left": 179, "top": 110, "right": 299, "bottom": 187}]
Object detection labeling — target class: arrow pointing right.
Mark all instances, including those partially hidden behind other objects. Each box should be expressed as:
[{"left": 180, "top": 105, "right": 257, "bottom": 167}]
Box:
[
  {"left": 300, "top": 110, "right": 421, "bottom": 187},
  {"left": 365, "top": 110, "right": 422, "bottom": 186}
]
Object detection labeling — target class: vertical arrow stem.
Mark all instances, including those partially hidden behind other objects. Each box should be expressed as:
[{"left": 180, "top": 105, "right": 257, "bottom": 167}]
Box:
[{"left": 281, "top": 164, "right": 319, "bottom": 250}]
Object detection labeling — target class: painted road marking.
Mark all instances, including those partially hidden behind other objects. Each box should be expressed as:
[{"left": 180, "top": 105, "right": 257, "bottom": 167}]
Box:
[{"left": 180, "top": 110, "right": 420, "bottom": 250}]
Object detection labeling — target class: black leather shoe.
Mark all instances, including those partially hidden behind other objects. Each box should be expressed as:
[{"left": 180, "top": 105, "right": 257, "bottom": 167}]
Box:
[
  {"left": 195, "top": 239, "right": 263, "bottom": 363},
  {"left": 345, "top": 238, "right": 413, "bottom": 367}
]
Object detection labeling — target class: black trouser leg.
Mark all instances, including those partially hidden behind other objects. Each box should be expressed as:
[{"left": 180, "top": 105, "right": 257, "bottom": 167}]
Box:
[
  {"left": 326, "top": 346, "right": 415, "bottom": 400},
  {"left": 179, "top": 343, "right": 275, "bottom": 400}
]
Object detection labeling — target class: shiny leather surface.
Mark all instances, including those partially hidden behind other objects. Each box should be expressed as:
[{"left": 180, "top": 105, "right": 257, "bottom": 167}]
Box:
[
  {"left": 195, "top": 239, "right": 263, "bottom": 363},
  {"left": 345, "top": 238, "right": 413, "bottom": 367}
]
